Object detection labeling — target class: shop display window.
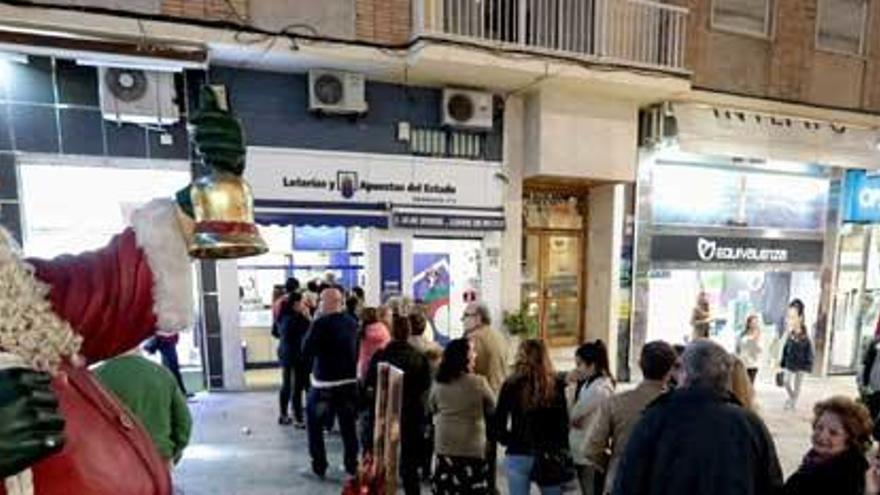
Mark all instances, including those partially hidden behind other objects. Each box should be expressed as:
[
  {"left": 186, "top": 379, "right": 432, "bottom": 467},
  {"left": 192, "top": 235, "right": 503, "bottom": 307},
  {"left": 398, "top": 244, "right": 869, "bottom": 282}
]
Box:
[
  {"left": 412, "top": 238, "right": 482, "bottom": 343},
  {"left": 652, "top": 163, "right": 829, "bottom": 230}
]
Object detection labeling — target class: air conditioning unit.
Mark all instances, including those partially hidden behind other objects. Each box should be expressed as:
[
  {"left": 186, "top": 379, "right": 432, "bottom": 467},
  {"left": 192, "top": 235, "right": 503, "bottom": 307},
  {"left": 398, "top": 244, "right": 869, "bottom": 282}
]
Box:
[
  {"left": 308, "top": 69, "right": 368, "bottom": 115},
  {"left": 99, "top": 67, "right": 180, "bottom": 125},
  {"left": 442, "top": 88, "right": 493, "bottom": 130}
]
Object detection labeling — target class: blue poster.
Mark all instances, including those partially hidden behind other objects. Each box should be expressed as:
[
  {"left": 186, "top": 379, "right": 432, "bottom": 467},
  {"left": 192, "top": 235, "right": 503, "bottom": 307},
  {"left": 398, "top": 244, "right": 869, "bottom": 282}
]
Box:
[
  {"left": 380, "top": 242, "right": 402, "bottom": 302},
  {"left": 413, "top": 253, "right": 451, "bottom": 344}
]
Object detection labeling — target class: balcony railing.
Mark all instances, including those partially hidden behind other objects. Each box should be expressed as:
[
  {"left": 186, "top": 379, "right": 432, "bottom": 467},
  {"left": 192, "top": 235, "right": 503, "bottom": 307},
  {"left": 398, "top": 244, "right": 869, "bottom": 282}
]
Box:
[{"left": 413, "top": 0, "right": 689, "bottom": 73}]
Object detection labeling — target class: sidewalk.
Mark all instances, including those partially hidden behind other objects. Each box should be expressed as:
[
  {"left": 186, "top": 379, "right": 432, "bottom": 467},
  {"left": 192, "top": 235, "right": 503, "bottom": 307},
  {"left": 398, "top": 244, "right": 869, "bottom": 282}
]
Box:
[{"left": 173, "top": 373, "right": 859, "bottom": 494}]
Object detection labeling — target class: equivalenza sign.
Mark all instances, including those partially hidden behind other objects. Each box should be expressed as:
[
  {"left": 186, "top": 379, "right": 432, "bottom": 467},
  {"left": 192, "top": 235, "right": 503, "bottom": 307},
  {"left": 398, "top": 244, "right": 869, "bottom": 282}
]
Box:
[
  {"left": 245, "top": 147, "right": 503, "bottom": 209},
  {"left": 650, "top": 235, "right": 824, "bottom": 265}
]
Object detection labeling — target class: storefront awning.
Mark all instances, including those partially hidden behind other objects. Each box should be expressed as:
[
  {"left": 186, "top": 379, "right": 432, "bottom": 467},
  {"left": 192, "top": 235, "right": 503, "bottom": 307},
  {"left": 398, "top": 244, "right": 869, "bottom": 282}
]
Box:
[
  {"left": 254, "top": 200, "right": 389, "bottom": 228},
  {"left": 670, "top": 103, "right": 880, "bottom": 168}
]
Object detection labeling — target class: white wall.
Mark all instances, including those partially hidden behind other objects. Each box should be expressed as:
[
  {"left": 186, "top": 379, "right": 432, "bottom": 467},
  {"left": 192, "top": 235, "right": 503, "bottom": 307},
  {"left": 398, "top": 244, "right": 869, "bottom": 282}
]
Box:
[
  {"left": 217, "top": 259, "right": 246, "bottom": 390},
  {"left": 524, "top": 88, "right": 639, "bottom": 182},
  {"left": 501, "top": 95, "right": 525, "bottom": 316}
]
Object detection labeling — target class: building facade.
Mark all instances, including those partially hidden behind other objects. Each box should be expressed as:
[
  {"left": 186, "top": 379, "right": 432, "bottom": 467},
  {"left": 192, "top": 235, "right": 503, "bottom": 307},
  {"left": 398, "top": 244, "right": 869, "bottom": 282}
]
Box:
[{"left": 2, "top": 0, "right": 880, "bottom": 383}]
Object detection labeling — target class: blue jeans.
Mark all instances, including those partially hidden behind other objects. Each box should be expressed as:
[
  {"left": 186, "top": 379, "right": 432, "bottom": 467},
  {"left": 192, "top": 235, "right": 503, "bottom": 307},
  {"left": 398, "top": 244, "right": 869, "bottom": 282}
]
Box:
[
  {"left": 506, "top": 455, "right": 563, "bottom": 495},
  {"left": 306, "top": 384, "right": 359, "bottom": 475}
]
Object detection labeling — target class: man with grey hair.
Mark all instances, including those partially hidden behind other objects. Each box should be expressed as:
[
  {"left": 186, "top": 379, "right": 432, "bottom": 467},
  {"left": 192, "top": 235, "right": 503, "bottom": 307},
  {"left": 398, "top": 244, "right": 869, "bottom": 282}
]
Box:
[{"left": 612, "top": 340, "right": 782, "bottom": 495}]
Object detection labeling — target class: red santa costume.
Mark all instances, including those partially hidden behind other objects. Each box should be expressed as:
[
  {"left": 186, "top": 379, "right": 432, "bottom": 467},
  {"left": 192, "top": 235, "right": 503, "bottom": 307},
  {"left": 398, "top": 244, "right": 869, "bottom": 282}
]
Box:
[{"left": 0, "top": 198, "right": 193, "bottom": 495}]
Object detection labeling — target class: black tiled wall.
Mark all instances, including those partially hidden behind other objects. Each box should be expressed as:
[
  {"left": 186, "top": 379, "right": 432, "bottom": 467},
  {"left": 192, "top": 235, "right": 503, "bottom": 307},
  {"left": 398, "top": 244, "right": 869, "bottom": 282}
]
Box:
[
  {"left": 0, "top": 55, "right": 192, "bottom": 241},
  {"left": 0, "top": 55, "right": 191, "bottom": 159}
]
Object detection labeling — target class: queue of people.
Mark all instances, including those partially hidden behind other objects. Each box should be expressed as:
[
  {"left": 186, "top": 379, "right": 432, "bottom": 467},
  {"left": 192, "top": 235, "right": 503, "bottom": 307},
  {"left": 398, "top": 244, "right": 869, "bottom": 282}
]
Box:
[{"left": 269, "top": 281, "right": 880, "bottom": 495}]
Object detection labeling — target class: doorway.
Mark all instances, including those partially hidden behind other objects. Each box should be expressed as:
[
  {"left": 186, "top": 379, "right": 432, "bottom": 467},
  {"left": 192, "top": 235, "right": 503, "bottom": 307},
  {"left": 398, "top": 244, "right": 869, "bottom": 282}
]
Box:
[{"left": 523, "top": 231, "right": 584, "bottom": 345}]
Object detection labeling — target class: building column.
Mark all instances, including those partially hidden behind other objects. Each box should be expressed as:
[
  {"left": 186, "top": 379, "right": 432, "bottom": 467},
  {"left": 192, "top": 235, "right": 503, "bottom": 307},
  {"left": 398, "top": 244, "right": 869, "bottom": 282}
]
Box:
[
  {"left": 815, "top": 169, "right": 845, "bottom": 376},
  {"left": 500, "top": 95, "right": 525, "bottom": 318},
  {"left": 585, "top": 184, "right": 626, "bottom": 375}
]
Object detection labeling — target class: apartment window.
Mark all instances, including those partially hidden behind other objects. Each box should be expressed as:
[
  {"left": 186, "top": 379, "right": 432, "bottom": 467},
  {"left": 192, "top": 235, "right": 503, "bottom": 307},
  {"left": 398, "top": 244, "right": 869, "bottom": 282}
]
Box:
[
  {"left": 711, "top": 0, "right": 774, "bottom": 37},
  {"left": 817, "top": 0, "right": 869, "bottom": 55}
]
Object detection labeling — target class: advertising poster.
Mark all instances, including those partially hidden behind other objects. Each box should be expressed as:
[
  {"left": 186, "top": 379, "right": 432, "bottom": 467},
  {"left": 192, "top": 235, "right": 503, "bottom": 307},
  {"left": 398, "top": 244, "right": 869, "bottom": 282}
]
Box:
[{"left": 413, "top": 253, "right": 452, "bottom": 345}]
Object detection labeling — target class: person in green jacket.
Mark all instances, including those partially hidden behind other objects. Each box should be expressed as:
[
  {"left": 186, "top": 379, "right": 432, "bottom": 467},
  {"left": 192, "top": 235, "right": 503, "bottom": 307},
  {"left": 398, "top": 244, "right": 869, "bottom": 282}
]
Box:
[{"left": 95, "top": 350, "right": 193, "bottom": 465}]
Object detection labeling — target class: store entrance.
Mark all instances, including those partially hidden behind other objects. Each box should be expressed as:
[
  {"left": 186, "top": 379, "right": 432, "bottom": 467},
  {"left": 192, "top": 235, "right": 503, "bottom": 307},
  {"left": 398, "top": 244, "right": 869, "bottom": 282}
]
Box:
[
  {"left": 523, "top": 231, "right": 583, "bottom": 346},
  {"left": 830, "top": 224, "right": 880, "bottom": 374}
]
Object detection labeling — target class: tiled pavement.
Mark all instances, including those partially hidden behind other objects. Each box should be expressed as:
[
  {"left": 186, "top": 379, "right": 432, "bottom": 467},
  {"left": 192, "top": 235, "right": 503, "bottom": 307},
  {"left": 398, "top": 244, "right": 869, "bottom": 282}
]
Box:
[{"left": 173, "top": 372, "right": 859, "bottom": 494}]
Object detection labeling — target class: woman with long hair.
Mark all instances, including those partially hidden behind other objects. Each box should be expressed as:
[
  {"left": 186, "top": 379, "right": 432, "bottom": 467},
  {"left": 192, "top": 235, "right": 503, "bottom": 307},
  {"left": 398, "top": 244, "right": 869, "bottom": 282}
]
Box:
[
  {"left": 496, "top": 339, "right": 570, "bottom": 495},
  {"left": 430, "top": 338, "right": 496, "bottom": 494},
  {"left": 568, "top": 340, "right": 615, "bottom": 495},
  {"left": 738, "top": 314, "right": 763, "bottom": 383},
  {"left": 730, "top": 356, "right": 755, "bottom": 412},
  {"left": 781, "top": 299, "right": 814, "bottom": 411},
  {"left": 272, "top": 291, "right": 311, "bottom": 427}
]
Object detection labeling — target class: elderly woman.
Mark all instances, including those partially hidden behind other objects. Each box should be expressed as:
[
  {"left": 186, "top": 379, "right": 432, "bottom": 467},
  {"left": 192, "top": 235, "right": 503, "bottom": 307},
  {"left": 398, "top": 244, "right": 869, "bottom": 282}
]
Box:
[{"left": 783, "top": 396, "right": 873, "bottom": 495}]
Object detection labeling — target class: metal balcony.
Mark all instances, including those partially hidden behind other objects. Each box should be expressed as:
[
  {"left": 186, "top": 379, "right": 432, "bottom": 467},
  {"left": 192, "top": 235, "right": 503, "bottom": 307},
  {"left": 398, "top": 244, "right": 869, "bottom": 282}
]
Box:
[{"left": 412, "top": 0, "right": 689, "bottom": 74}]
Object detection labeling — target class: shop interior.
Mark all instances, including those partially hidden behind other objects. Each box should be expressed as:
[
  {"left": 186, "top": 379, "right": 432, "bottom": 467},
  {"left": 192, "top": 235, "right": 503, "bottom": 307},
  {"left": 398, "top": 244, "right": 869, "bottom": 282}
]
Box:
[
  {"left": 238, "top": 225, "right": 487, "bottom": 387},
  {"left": 237, "top": 224, "right": 367, "bottom": 378},
  {"left": 647, "top": 269, "right": 821, "bottom": 362}
]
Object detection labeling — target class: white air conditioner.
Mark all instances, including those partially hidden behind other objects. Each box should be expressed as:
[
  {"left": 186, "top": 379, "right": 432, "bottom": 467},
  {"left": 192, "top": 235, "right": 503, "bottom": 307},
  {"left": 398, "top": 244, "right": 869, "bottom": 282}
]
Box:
[
  {"left": 442, "top": 88, "right": 493, "bottom": 130},
  {"left": 308, "top": 69, "right": 368, "bottom": 115},
  {"left": 99, "top": 67, "right": 180, "bottom": 125}
]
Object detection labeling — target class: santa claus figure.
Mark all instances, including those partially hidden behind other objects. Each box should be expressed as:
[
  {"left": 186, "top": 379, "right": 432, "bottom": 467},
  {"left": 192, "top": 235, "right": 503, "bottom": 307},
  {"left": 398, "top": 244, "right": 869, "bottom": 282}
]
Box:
[{"left": 0, "top": 88, "right": 253, "bottom": 495}]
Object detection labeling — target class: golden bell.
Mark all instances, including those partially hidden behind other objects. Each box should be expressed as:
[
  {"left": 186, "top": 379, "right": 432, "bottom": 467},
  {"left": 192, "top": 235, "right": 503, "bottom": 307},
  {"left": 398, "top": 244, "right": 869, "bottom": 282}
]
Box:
[{"left": 188, "top": 172, "right": 268, "bottom": 259}]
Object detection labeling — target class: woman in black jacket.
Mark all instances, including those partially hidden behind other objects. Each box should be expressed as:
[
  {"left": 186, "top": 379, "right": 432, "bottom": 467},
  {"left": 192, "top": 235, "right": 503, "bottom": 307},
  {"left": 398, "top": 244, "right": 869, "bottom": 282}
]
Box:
[
  {"left": 495, "top": 339, "right": 570, "bottom": 495},
  {"left": 784, "top": 396, "right": 873, "bottom": 495},
  {"left": 273, "top": 291, "right": 311, "bottom": 427},
  {"left": 781, "top": 299, "right": 814, "bottom": 411}
]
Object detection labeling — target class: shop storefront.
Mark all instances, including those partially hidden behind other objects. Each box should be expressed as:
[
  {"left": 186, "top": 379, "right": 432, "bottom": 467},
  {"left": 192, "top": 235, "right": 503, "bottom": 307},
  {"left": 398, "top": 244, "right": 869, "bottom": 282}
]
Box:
[
  {"left": 633, "top": 102, "right": 880, "bottom": 375},
  {"left": 235, "top": 147, "right": 506, "bottom": 370},
  {"left": 828, "top": 170, "right": 880, "bottom": 373},
  {"left": 637, "top": 155, "right": 830, "bottom": 356}
]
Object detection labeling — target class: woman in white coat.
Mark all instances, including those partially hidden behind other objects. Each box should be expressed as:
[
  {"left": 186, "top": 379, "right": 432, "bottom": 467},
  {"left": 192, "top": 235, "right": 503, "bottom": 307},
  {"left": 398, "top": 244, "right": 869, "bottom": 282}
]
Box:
[{"left": 567, "top": 340, "right": 615, "bottom": 495}]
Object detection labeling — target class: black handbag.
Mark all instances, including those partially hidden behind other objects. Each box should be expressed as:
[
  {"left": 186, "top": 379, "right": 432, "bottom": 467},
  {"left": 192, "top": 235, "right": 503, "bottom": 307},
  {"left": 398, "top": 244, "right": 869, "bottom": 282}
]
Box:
[
  {"left": 530, "top": 450, "right": 575, "bottom": 486},
  {"left": 775, "top": 371, "right": 785, "bottom": 387}
]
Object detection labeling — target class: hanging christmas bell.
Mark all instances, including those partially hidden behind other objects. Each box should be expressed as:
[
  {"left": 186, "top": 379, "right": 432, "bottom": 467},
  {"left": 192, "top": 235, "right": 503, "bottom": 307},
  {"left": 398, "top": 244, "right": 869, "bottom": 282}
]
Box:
[{"left": 187, "top": 171, "right": 268, "bottom": 259}]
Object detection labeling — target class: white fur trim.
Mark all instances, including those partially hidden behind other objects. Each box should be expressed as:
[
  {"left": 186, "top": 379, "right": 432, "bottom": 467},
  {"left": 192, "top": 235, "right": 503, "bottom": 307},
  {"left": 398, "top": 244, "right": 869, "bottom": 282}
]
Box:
[
  {"left": 4, "top": 467, "right": 32, "bottom": 495},
  {"left": 130, "top": 199, "right": 193, "bottom": 334}
]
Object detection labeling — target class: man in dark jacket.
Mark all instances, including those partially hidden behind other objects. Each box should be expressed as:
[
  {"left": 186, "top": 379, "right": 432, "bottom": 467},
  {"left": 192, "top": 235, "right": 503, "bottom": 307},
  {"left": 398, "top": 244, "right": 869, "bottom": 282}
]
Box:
[
  {"left": 301, "top": 287, "right": 360, "bottom": 478},
  {"left": 613, "top": 339, "right": 783, "bottom": 495},
  {"left": 365, "top": 313, "right": 432, "bottom": 495}
]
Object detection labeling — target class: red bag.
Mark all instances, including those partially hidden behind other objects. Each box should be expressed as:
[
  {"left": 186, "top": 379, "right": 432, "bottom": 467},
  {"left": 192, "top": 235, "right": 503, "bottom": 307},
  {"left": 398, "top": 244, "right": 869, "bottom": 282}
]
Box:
[
  {"left": 1, "top": 364, "right": 171, "bottom": 495},
  {"left": 341, "top": 454, "right": 385, "bottom": 495}
]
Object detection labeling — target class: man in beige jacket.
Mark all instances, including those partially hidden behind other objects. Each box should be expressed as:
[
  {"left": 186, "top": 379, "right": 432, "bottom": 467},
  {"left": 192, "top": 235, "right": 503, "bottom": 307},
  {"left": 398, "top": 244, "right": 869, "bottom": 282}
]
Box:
[
  {"left": 464, "top": 302, "right": 509, "bottom": 395},
  {"left": 463, "top": 302, "right": 508, "bottom": 494},
  {"left": 582, "top": 340, "right": 678, "bottom": 495}
]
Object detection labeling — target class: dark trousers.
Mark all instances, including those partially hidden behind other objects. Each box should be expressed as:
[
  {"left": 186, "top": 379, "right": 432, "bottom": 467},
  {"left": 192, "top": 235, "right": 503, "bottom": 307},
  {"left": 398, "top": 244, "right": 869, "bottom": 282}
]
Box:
[
  {"left": 400, "top": 421, "right": 426, "bottom": 495},
  {"left": 157, "top": 340, "right": 187, "bottom": 395},
  {"left": 484, "top": 408, "right": 499, "bottom": 494},
  {"left": 746, "top": 368, "right": 758, "bottom": 384},
  {"left": 422, "top": 422, "right": 435, "bottom": 479},
  {"left": 866, "top": 391, "right": 880, "bottom": 423},
  {"left": 485, "top": 440, "right": 498, "bottom": 494},
  {"left": 279, "top": 361, "right": 310, "bottom": 421},
  {"left": 306, "top": 384, "right": 359, "bottom": 475}
]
